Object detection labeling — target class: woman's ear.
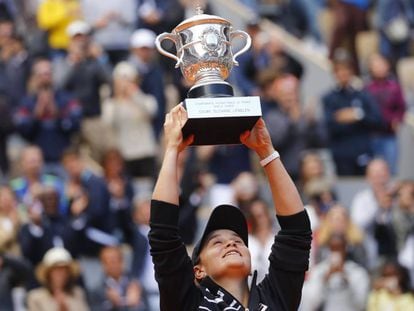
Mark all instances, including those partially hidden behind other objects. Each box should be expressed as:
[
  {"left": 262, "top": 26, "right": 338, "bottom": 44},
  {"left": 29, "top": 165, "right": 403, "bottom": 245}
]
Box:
[{"left": 194, "top": 264, "right": 206, "bottom": 281}]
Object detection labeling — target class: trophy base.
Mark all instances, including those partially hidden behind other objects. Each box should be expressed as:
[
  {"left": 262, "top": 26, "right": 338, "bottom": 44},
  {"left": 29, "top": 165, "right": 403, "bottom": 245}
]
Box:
[
  {"left": 183, "top": 96, "right": 262, "bottom": 145},
  {"left": 188, "top": 82, "right": 234, "bottom": 98}
]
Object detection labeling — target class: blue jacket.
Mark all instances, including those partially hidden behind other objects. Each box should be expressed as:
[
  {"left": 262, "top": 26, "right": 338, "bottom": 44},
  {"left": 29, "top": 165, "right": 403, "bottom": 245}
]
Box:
[
  {"left": 323, "top": 86, "right": 383, "bottom": 159},
  {"left": 19, "top": 214, "right": 78, "bottom": 266},
  {"left": 14, "top": 90, "right": 82, "bottom": 163},
  {"left": 69, "top": 171, "right": 115, "bottom": 256}
]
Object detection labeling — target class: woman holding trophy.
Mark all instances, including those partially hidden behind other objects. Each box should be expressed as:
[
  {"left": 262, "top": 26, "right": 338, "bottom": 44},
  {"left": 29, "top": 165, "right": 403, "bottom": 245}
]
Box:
[{"left": 149, "top": 104, "right": 312, "bottom": 310}]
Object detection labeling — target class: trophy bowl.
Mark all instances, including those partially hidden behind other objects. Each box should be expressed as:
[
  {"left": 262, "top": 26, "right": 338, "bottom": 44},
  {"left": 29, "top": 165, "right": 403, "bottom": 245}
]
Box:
[{"left": 155, "top": 11, "right": 251, "bottom": 98}]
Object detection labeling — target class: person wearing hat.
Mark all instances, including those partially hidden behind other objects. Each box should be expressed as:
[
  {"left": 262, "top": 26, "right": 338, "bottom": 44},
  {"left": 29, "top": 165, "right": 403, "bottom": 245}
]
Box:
[
  {"left": 55, "top": 19, "right": 112, "bottom": 162},
  {"left": 149, "top": 104, "right": 312, "bottom": 310},
  {"left": 128, "top": 28, "right": 166, "bottom": 139},
  {"left": 102, "top": 61, "right": 158, "bottom": 190},
  {"left": 27, "top": 247, "right": 89, "bottom": 311}
]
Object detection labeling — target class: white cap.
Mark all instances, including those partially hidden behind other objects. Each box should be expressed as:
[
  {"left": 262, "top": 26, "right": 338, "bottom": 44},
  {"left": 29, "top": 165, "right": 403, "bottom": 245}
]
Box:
[
  {"left": 67, "top": 20, "right": 92, "bottom": 37},
  {"left": 42, "top": 247, "right": 73, "bottom": 267},
  {"left": 36, "top": 247, "right": 80, "bottom": 284},
  {"left": 130, "top": 28, "right": 156, "bottom": 48}
]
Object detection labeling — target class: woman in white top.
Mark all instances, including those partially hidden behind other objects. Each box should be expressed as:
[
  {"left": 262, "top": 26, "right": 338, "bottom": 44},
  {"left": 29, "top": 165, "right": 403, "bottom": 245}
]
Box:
[
  {"left": 102, "top": 62, "right": 158, "bottom": 185},
  {"left": 247, "top": 199, "right": 277, "bottom": 282}
]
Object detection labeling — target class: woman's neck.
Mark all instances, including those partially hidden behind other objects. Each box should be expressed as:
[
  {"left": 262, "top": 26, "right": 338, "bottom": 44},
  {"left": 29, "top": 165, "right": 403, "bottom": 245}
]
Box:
[{"left": 215, "top": 278, "right": 250, "bottom": 307}]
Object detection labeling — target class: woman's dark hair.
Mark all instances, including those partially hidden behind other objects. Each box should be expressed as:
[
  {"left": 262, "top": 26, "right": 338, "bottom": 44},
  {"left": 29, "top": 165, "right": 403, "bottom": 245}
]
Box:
[{"left": 380, "top": 260, "right": 413, "bottom": 293}]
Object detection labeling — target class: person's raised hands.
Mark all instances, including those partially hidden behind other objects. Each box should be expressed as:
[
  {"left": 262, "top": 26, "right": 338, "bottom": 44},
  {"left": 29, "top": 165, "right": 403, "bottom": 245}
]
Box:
[
  {"left": 164, "top": 104, "right": 194, "bottom": 153},
  {"left": 240, "top": 118, "right": 274, "bottom": 159}
]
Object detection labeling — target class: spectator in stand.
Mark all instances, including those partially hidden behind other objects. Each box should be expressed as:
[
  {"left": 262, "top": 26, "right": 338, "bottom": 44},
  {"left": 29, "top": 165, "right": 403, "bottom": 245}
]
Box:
[
  {"left": 19, "top": 185, "right": 78, "bottom": 269},
  {"left": 64, "top": 20, "right": 109, "bottom": 65},
  {"left": 0, "top": 32, "right": 31, "bottom": 108},
  {"left": 128, "top": 28, "right": 166, "bottom": 139},
  {"left": 17, "top": 0, "right": 50, "bottom": 58},
  {"left": 232, "top": 20, "right": 269, "bottom": 97},
  {"left": 266, "top": 36, "right": 304, "bottom": 82},
  {"left": 99, "top": 245, "right": 146, "bottom": 311},
  {"left": 350, "top": 158, "right": 394, "bottom": 269},
  {"left": 102, "top": 62, "right": 158, "bottom": 195},
  {"left": 376, "top": 0, "right": 414, "bottom": 69},
  {"left": 0, "top": 18, "right": 18, "bottom": 121},
  {"left": 62, "top": 148, "right": 114, "bottom": 256},
  {"left": 131, "top": 195, "right": 159, "bottom": 310},
  {"left": 365, "top": 53, "right": 406, "bottom": 174},
  {"left": 196, "top": 144, "right": 252, "bottom": 207},
  {"left": 268, "top": 0, "right": 309, "bottom": 39},
  {"left": 316, "top": 205, "right": 367, "bottom": 268},
  {"left": 0, "top": 253, "right": 32, "bottom": 310},
  {"left": 392, "top": 181, "right": 414, "bottom": 251},
  {"left": 323, "top": 51, "right": 383, "bottom": 176},
  {"left": 399, "top": 230, "right": 414, "bottom": 288},
  {"left": 137, "top": 0, "right": 165, "bottom": 33},
  {"left": 27, "top": 247, "right": 89, "bottom": 311},
  {"left": 372, "top": 185, "right": 398, "bottom": 262},
  {"left": 232, "top": 21, "right": 303, "bottom": 97},
  {"left": 301, "top": 234, "right": 370, "bottom": 311},
  {"left": 303, "top": 178, "right": 337, "bottom": 232},
  {"left": 367, "top": 261, "right": 414, "bottom": 310},
  {"left": 0, "top": 186, "right": 22, "bottom": 256},
  {"left": 10, "top": 145, "right": 67, "bottom": 215},
  {"left": 61, "top": 147, "right": 116, "bottom": 308},
  {"left": 261, "top": 72, "right": 326, "bottom": 180},
  {"left": 329, "top": 0, "right": 370, "bottom": 74},
  {"left": 0, "top": 0, "right": 17, "bottom": 21},
  {"left": 81, "top": 0, "right": 137, "bottom": 65},
  {"left": 0, "top": 17, "right": 13, "bottom": 51},
  {"left": 57, "top": 20, "right": 112, "bottom": 162},
  {"left": 14, "top": 58, "right": 82, "bottom": 177},
  {"left": 101, "top": 148, "right": 135, "bottom": 243},
  {"left": 36, "top": 0, "right": 82, "bottom": 58},
  {"left": 231, "top": 172, "right": 260, "bottom": 214},
  {"left": 247, "top": 199, "right": 277, "bottom": 283},
  {"left": 0, "top": 93, "right": 13, "bottom": 178},
  {"left": 298, "top": 151, "right": 332, "bottom": 202},
  {"left": 138, "top": 0, "right": 185, "bottom": 34}
]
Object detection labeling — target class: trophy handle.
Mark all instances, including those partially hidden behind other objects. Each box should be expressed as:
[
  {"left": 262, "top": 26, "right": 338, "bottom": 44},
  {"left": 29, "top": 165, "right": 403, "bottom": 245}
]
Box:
[
  {"left": 155, "top": 32, "right": 181, "bottom": 68},
  {"left": 230, "top": 30, "right": 252, "bottom": 66}
]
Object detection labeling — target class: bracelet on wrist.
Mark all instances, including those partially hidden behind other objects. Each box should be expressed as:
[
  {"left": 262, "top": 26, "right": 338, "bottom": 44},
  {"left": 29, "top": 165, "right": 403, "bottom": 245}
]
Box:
[{"left": 260, "top": 150, "right": 280, "bottom": 167}]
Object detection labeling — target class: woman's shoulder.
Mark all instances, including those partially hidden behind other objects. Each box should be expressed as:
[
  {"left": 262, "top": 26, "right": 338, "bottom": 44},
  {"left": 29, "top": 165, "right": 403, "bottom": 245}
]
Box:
[
  {"left": 28, "top": 287, "right": 50, "bottom": 297},
  {"left": 27, "top": 287, "right": 52, "bottom": 304}
]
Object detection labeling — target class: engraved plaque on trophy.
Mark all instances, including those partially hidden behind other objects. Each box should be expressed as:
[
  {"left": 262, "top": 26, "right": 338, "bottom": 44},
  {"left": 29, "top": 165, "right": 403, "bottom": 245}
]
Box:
[{"left": 155, "top": 8, "right": 261, "bottom": 145}]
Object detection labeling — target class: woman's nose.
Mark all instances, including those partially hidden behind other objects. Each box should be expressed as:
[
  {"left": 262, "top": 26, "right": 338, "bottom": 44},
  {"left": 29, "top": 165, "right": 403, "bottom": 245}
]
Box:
[{"left": 225, "top": 239, "right": 237, "bottom": 248}]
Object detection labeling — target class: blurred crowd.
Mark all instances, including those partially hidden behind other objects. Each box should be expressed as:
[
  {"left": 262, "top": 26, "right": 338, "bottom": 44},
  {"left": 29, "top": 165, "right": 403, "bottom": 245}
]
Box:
[{"left": 0, "top": 0, "right": 414, "bottom": 310}]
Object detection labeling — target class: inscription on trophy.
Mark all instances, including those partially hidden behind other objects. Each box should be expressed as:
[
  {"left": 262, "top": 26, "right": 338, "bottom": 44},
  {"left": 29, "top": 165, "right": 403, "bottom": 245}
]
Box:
[{"left": 186, "top": 97, "right": 261, "bottom": 118}]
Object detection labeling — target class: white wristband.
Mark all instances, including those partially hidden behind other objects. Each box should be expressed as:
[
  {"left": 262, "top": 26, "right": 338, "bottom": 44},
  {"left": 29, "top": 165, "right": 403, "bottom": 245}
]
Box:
[{"left": 260, "top": 150, "right": 280, "bottom": 167}]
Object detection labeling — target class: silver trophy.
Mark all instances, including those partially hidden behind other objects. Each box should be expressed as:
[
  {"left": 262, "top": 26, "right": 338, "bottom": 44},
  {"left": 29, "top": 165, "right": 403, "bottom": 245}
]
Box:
[
  {"left": 155, "top": 8, "right": 251, "bottom": 97},
  {"left": 155, "top": 8, "right": 262, "bottom": 145}
]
